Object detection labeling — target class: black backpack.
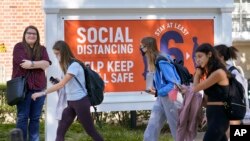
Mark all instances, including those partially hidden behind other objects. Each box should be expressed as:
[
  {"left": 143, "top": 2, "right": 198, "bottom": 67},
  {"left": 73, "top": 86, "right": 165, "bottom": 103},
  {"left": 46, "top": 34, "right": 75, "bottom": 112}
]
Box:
[
  {"left": 156, "top": 55, "right": 193, "bottom": 85},
  {"left": 224, "top": 76, "right": 246, "bottom": 120},
  {"left": 70, "top": 59, "right": 105, "bottom": 107}
]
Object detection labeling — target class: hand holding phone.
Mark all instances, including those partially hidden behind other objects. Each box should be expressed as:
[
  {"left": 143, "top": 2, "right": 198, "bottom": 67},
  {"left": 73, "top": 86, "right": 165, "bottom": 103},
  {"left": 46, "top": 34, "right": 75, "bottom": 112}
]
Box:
[
  {"left": 49, "top": 76, "right": 59, "bottom": 84},
  {"left": 144, "top": 88, "right": 156, "bottom": 95}
]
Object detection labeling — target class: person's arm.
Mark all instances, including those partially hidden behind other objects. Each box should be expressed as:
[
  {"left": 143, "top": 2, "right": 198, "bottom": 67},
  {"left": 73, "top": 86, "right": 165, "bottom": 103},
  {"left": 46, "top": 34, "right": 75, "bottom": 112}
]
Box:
[
  {"left": 20, "top": 47, "right": 51, "bottom": 70},
  {"left": 193, "top": 67, "right": 203, "bottom": 86},
  {"left": 31, "top": 73, "right": 73, "bottom": 100},
  {"left": 32, "top": 60, "right": 50, "bottom": 70},
  {"left": 20, "top": 59, "right": 50, "bottom": 70},
  {"left": 13, "top": 43, "right": 27, "bottom": 65},
  {"left": 192, "top": 69, "right": 227, "bottom": 93}
]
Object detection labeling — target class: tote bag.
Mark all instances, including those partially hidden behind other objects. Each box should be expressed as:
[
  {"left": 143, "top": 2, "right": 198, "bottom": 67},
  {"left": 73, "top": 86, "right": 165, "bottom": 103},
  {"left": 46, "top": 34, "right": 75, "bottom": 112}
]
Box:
[{"left": 6, "top": 76, "right": 27, "bottom": 106}]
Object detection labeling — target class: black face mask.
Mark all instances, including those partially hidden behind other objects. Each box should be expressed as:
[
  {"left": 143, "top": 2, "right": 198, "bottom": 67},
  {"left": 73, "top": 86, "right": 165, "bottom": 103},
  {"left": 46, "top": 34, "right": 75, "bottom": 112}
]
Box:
[{"left": 140, "top": 47, "right": 146, "bottom": 56}]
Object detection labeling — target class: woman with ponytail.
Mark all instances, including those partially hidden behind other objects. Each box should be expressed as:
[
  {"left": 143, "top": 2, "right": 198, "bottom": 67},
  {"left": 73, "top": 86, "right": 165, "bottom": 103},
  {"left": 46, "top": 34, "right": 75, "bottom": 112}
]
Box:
[{"left": 214, "top": 44, "right": 248, "bottom": 139}]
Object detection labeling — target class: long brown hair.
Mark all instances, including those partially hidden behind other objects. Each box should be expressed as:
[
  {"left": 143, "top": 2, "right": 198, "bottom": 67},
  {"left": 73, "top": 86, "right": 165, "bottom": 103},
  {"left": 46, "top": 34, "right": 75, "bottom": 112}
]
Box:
[
  {"left": 141, "top": 36, "right": 159, "bottom": 71},
  {"left": 22, "top": 25, "right": 42, "bottom": 60},
  {"left": 52, "top": 40, "right": 75, "bottom": 74}
]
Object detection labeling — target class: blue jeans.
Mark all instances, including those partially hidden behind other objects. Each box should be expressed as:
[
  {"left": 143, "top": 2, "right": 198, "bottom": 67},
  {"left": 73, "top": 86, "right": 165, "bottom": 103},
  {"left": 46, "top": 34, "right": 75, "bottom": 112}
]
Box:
[{"left": 16, "top": 89, "right": 45, "bottom": 141}]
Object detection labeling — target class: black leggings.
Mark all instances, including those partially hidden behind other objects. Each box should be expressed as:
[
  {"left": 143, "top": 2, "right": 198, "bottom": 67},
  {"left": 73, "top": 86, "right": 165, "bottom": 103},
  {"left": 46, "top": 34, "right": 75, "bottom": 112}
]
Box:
[
  {"left": 56, "top": 96, "right": 103, "bottom": 141},
  {"left": 203, "top": 106, "right": 229, "bottom": 141}
]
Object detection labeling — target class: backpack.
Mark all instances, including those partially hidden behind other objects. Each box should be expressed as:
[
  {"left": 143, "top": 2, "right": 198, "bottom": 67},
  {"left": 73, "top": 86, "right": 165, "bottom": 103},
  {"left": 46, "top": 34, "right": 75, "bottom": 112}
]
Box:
[
  {"left": 70, "top": 59, "right": 105, "bottom": 107},
  {"left": 224, "top": 75, "right": 246, "bottom": 120},
  {"left": 229, "top": 66, "right": 249, "bottom": 110},
  {"left": 156, "top": 55, "right": 193, "bottom": 85}
]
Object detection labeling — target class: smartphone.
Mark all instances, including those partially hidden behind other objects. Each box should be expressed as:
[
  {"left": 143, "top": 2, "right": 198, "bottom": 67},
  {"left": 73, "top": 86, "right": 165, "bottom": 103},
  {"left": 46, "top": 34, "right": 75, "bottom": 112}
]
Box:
[
  {"left": 49, "top": 76, "right": 59, "bottom": 84},
  {"left": 145, "top": 89, "right": 151, "bottom": 93}
]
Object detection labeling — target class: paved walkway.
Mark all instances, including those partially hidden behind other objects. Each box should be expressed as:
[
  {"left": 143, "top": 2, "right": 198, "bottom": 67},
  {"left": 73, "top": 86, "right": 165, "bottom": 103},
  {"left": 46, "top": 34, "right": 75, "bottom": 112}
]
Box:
[{"left": 194, "top": 132, "right": 205, "bottom": 141}]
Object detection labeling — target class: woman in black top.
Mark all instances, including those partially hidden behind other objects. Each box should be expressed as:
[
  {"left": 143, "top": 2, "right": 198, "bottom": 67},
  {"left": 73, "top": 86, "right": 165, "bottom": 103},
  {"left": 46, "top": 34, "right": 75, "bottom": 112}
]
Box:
[{"left": 184, "top": 43, "right": 230, "bottom": 141}]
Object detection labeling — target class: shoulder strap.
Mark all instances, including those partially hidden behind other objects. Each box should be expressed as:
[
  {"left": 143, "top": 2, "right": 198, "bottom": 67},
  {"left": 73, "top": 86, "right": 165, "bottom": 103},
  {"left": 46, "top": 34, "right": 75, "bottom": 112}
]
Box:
[
  {"left": 69, "top": 59, "right": 86, "bottom": 91},
  {"left": 155, "top": 55, "right": 179, "bottom": 84},
  {"left": 228, "top": 66, "right": 240, "bottom": 73},
  {"left": 155, "top": 55, "right": 171, "bottom": 70},
  {"left": 74, "top": 75, "right": 84, "bottom": 89}
]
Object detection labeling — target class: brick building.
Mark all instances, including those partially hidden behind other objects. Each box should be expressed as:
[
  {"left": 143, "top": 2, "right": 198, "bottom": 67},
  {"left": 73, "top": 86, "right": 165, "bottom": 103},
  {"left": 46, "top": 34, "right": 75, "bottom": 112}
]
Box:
[{"left": 0, "top": 0, "right": 45, "bottom": 83}]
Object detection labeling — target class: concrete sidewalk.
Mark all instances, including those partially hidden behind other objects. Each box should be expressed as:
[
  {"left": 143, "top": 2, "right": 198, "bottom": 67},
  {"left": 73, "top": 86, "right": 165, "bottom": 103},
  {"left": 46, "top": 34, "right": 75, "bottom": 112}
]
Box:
[{"left": 194, "top": 132, "right": 205, "bottom": 141}]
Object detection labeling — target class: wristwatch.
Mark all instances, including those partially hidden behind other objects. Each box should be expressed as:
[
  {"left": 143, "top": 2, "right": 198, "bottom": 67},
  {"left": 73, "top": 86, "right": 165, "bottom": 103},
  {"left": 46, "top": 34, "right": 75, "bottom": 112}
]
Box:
[{"left": 31, "top": 61, "right": 34, "bottom": 67}]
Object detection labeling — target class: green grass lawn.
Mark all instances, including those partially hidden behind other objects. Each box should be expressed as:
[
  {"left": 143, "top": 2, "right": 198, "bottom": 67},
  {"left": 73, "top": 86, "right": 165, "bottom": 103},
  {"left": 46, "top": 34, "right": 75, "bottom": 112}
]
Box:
[{"left": 0, "top": 122, "right": 173, "bottom": 141}]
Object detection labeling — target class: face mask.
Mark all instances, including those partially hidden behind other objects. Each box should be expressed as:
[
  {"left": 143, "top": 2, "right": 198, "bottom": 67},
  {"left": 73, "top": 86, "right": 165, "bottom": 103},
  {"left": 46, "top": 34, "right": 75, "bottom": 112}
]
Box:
[
  {"left": 140, "top": 45, "right": 146, "bottom": 56},
  {"left": 140, "top": 48, "right": 146, "bottom": 56}
]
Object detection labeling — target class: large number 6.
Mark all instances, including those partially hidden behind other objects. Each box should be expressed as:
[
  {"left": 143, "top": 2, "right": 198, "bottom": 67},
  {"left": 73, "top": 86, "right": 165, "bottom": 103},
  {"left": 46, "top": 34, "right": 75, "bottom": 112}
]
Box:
[{"left": 160, "top": 31, "right": 184, "bottom": 63}]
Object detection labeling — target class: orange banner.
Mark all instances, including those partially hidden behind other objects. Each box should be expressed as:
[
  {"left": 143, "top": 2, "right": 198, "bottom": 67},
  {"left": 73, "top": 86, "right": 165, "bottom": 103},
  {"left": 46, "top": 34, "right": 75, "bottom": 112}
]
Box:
[{"left": 64, "top": 19, "right": 214, "bottom": 92}]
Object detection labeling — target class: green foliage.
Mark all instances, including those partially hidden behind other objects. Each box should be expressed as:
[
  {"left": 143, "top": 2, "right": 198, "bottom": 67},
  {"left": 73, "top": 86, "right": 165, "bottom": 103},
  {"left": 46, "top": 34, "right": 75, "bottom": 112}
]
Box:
[
  {"left": 0, "top": 122, "right": 45, "bottom": 141},
  {"left": 0, "top": 123, "right": 15, "bottom": 141},
  {"left": 0, "top": 122, "right": 173, "bottom": 141},
  {"left": 0, "top": 83, "right": 6, "bottom": 90},
  {"left": 0, "top": 85, "right": 16, "bottom": 124},
  {"left": 97, "top": 111, "right": 131, "bottom": 126},
  {"left": 0, "top": 105, "right": 16, "bottom": 123},
  {"left": 71, "top": 122, "right": 173, "bottom": 140},
  {"left": 94, "top": 110, "right": 152, "bottom": 128}
]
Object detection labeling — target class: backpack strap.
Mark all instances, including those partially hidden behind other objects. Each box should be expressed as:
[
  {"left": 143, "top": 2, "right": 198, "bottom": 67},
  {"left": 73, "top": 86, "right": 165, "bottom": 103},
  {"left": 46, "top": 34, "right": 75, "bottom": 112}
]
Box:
[
  {"left": 155, "top": 55, "right": 168, "bottom": 83},
  {"left": 155, "top": 55, "right": 171, "bottom": 68},
  {"left": 74, "top": 75, "right": 84, "bottom": 89},
  {"left": 69, "top": 60, "right": 86, "bottom": 92},
  {"left": 228, "top": 66, "right": 242, "bottom": 78},
  {"left": 228, "top": 66, "right": 240, "bottom": 73},
  {"left": 155, "top": 55, "right": 179, "bottom": 84}
]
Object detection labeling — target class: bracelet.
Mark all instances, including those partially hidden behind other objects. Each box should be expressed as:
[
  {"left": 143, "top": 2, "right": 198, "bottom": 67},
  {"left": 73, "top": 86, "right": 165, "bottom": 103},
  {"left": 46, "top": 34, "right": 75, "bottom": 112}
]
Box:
[
  {"left": 42, "top": 91, "right": 47, "bottom": 96},
  {"left": 31, "top": 61, "right": 34, "bottom": 67}
]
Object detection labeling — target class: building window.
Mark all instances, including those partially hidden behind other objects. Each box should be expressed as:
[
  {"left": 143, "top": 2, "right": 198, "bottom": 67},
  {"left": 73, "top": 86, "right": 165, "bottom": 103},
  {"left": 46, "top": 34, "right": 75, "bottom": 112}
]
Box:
[{"left": 233, "top": 0, "right": 250, "bottom": 39}]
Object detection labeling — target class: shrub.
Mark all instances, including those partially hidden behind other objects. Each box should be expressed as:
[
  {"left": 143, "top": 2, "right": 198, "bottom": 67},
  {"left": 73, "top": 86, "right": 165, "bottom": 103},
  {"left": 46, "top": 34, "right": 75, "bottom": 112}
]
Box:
[
  {"left": 0, "top": 83, "right": 6, "bottom": 90},
  {"left": 0, "top": 83, "right": 16, "bottom": 124}
]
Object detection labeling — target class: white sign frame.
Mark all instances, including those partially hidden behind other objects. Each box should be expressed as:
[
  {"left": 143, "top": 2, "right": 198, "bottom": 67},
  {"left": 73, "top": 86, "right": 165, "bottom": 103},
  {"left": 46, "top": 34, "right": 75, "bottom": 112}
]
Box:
[{"left": 44, "top": 1, "right": 234, "bottom": 140}]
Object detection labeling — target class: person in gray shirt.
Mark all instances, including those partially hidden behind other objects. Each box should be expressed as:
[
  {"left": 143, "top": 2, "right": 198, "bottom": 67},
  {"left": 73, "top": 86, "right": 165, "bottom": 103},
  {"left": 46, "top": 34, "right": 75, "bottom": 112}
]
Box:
[{"left": 32, "top": 40, "right": 103, "bottom": 141}]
